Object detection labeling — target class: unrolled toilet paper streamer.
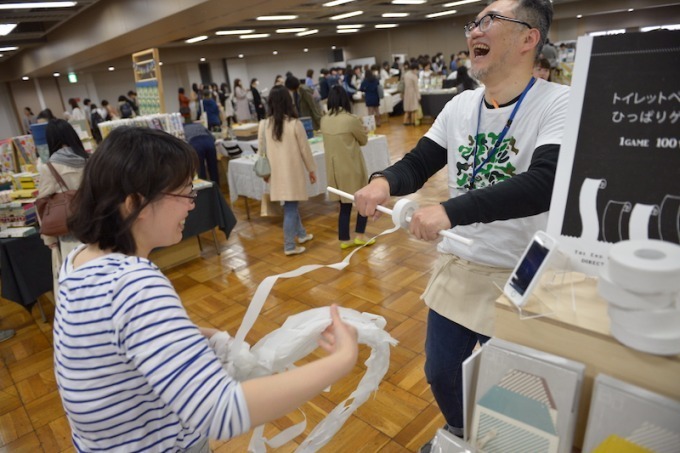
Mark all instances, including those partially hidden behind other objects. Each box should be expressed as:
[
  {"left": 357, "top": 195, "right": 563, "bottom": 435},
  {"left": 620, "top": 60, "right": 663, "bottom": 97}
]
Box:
[
  {"left": 608, "top": 240, "right": 680, "bottom": 294},
  {"left": 208, "top": 190, "right": 458, "bottom": 451}
]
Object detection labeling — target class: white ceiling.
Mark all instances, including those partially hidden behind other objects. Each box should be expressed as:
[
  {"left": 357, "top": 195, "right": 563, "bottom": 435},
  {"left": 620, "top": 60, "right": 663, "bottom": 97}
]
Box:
[{"left": 0, "top": 0, "right": 677, "bottom": 80}]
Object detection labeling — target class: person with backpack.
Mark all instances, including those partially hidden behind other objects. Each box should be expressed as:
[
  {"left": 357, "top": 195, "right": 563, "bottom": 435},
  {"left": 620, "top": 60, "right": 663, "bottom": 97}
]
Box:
[
  {"left": 118, "top": 95, "right": 135, "bottom": 119},
  {"left": 89, "top": 103, "right": 105, "bottom": 142}
]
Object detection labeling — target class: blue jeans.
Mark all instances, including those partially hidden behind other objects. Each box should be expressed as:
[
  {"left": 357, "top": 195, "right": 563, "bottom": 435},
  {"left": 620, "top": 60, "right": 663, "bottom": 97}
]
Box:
[
  {"left": 424, "top": 309, "right": 489, "bottom": 430},
  {"left": 283, "top": 201, "right": 307, "bottom": 251}
]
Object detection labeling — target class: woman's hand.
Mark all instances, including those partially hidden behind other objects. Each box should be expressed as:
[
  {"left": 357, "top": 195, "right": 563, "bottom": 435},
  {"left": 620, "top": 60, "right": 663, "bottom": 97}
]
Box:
[
  {"left": 309, "top": 171, "right": 317, "bottom": 184},
  {"left": 318, "top": 304, "right": 358, "bottom": 370}
]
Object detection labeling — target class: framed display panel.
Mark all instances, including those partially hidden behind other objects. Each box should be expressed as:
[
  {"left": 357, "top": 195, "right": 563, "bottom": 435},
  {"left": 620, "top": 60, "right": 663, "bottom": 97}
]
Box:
[
  {"left": 469, "top": 339, "right": 584, "bottom": 453},
  {"left": 546, "top": 31, "right": 680, "bottom": 275},
  {"left": 132, "top": 48, "right": 165, "bottom": 115},
  {"left": 582, "top": 374, "right": 680, "bottom": 452}
]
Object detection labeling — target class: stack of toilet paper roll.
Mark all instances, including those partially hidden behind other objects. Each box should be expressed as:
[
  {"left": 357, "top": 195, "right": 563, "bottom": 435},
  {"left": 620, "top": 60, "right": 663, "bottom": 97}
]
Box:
[{"left": 597, "top": 239, "right": 680, "bottom": 356}]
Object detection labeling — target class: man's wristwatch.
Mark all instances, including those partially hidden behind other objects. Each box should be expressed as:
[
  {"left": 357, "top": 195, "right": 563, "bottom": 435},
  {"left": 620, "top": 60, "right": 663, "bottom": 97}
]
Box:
[{"left": 369, "top": 171, "right": 387, "bottom": 183}]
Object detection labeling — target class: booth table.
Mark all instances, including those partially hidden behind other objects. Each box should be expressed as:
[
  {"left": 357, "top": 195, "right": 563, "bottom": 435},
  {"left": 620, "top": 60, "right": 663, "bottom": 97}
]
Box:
[
  {"left": 150, "top": 181, "right": 236, "bottom": 268},
  {"left": 420, "top": 88, "right": 457, "bottom": 118},
  {"left": 0, "top": 233, "right": 52, "bottom": 316},
  {"left": 352, "top": 92, "right": 400, "bottom": 118},
  {"left": 494, "top": 277, "right": 680, "bottom": 449},
  {"left": 227, "top": 135, "right": 391, "bottom": 209}
]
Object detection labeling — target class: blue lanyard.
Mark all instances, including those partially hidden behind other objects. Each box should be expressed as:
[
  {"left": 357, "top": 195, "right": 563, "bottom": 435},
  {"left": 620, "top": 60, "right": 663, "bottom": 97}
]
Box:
[{"left": 469, "top": 77, "right": 536, "bottom": 189}]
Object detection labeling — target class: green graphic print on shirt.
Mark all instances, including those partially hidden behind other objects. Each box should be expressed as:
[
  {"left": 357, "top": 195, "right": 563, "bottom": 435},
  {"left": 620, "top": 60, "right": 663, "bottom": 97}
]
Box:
[{"left": 456, "top": 132, "right": 519, "bottom": 189}]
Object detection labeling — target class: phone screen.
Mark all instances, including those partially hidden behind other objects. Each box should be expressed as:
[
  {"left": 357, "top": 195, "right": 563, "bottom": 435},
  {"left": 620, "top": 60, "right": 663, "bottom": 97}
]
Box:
[{"left": 509, "top": 240, "right": 550, "bottom": 295}]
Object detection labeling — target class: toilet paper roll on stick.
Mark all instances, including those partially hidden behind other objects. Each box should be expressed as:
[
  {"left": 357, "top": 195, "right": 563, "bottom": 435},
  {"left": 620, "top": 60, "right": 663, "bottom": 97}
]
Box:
[
  {"left": 327, "top": 187, "right": 473, "bottom": 246},
  {"left": 608, "top": 240, "right": 680, "bottom": 294}
]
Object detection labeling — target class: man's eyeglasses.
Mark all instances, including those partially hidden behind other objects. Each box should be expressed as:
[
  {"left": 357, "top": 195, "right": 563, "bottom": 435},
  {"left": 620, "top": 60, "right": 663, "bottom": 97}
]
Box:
[
  {"left": 464, "top": 13, "right": 533, "bottom": 38},
  {"left": 161, "top": 186, "right": 198, "bottom": 202}
]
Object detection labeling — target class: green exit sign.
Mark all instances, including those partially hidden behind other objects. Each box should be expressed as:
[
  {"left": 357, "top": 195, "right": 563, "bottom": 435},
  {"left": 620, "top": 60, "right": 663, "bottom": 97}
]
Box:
[{"left": 68, "top": 72, "right": 78, "bottom": 83}]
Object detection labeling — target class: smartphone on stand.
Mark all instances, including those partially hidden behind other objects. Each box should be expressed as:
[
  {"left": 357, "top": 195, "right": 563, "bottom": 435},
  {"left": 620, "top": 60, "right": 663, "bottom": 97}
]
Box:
[{"left": 504, "top": 231, "right": 558, "bottom": 307}]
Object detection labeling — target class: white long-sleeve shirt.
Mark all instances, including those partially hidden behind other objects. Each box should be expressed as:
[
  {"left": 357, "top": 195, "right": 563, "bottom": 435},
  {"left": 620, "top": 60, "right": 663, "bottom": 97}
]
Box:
[{"left": 54, "top": 247, "right": 250, "bottom": 451}]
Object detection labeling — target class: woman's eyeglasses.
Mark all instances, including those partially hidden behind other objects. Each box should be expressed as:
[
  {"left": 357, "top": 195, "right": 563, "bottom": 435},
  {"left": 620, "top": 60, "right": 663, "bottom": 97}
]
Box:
[
  {"left": 161, "top": 186, "right": 198, "bottom": 202},
  {"left": 464, "top": 13, "right": 533, "bottom": 38}
]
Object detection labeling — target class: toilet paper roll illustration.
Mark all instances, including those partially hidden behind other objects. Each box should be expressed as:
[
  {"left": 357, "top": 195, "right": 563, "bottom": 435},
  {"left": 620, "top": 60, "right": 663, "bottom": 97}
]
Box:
[
  {"left": 608, "top": 240, "right": 680, "bottom": 294},
  {"left": 602, "top": 200, "right": 631, "bottom": 243},
  {"left": 657, "top": 194, "right": 680, "bottom": 243},
  {"left": 578, "top": 178, "right": 606, "bottom": 241},
  {"left": 628, "top": 203, "right": 659, "bottom": 241}
]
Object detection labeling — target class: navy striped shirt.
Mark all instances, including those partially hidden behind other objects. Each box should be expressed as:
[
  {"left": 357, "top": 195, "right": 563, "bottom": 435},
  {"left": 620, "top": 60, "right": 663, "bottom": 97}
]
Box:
[{"left": 54, "top": 247, "right": 250, "bottom": 452}]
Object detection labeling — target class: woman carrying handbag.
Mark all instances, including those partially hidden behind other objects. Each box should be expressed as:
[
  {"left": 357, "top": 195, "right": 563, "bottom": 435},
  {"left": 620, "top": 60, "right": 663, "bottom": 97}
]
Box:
[
  {"left": 36, "top": 119, "right": 89, "bottom": 294},
  {"left": 257, "top": 86, "right": 317, "bottom": 255}
]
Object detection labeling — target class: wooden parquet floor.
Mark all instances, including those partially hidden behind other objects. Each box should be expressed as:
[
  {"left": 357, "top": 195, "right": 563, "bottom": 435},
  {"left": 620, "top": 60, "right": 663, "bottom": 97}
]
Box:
[{"left": 0, "top": 116, "right": 452, "bottom": 452}]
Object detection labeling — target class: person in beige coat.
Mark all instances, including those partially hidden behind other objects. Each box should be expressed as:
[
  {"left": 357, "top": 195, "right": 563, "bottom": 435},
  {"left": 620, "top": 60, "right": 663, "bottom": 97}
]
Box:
[
  {"left": 402, "top": 62, "right": 421, "bottom": 125},
  {"left": 320, "top": 86, "right": 373, "bottom": 249},
  {"left": 258, "top": 86, "right": 317, "bottom": 255},
  {"left": 36, "top": 119, "right": 89, "bottom": 294}
]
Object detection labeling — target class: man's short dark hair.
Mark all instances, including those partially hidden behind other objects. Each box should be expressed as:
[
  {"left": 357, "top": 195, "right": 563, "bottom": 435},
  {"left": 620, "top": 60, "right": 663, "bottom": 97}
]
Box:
[{"left": 512, "top": 0, "right": 553, "bottom": 55}]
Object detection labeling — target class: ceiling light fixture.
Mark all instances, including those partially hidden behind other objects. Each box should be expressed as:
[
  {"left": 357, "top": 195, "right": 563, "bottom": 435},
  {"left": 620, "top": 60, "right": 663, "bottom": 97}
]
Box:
[
  {"left": 0, "top": 2, "right": 77, "bottom": 9},
  {"left": 108, "top": 66, "right": 115, "bottom": 71},
  {"left": 53, "top": 72, "right": 60, "bottom": 77},
  {"left": 159, "top": 61, "right": 163, "bottom": 66},
  {"left": 443, "top": 0, "right": 479, "bottom": 7},
  {"left": 256, "top": 15, "right": 298, "bottom": 20},
  {"left": 240, "top": 33, "right": 270, "bottom": 39},
  {"left": 238, "top": 54, "right": 244, "bottom": 58},
  {"left": 330, "top": 11, "right": 363, "bottom": 20},
  {"left": 628, "top": 8, "right": 634, "bottom": 12},
  {"left": 216, "top": 29, "right": 254, "bottom": 35},
  {"left": 185, "top": 35, "right": 208, "bottom": 43},
  {"left": 0, "top": 46, "right": 19, "bottom": 51},
  {"left": 296, "top": 29, "right": 319, "bottom": 36},
  {"left": 425, "top": 9, "right": 458, "bottom": 18},
  {"left": 273, "top": 50, "right": 278, "bottom": 55},
  {"left": 337, "top": 29, "right": 358, "bottom": 33},
  {"left": 337, "top": 24, "right": 364, "bottom": 29},
  {"left": 22, "top": 76, "right": 29, "bottom": 80},
  {"left": 576, "top": 14, "right": 582, "bottom": 18},
  {"left": 382, "top": 12, "right": 409, "bottom": 17},
  {"left": 392, "top": 0, "right": 426, "bottom": 4},
  {"left": 276, "top": 28, "right": 307, "bottom": 33},
  {"left": 323, "top": 0, "right": 355, "bottom": 6},
  {"left": 303, "top": 48, "right": 309, "bottom": 52},
  {"left": 0, "top": 24, "right": 17, "bottom": 36},
  {"left": 375, "top": 24, "right": 398, "bottom": 28},
  {"left": 331, "top": 45, "right": 336, "bottom": 49},
  {"left": 200, "top": 57, "right": 206, "bottom": 62}
]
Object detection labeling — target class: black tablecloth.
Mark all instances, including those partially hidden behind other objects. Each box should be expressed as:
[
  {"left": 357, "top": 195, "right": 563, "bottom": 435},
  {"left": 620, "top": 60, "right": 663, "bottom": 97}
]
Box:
[
  {"left": 421, "top": 92, "right": 456, "bottom": 118},
  {"left": 183, "top": 182, "right": 237, "bottom": 240},
  {"left": 0, "top": 234, "right": 52, "bottom": 311},
  {"left": 0, "top": 184, "right": 235, "bottom": 312}
]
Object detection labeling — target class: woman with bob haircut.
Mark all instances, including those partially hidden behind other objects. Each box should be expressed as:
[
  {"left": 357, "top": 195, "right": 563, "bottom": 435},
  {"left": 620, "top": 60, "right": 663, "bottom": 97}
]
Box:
[{"left": 56, "top": 127, "right": 357, "bottom": 452}]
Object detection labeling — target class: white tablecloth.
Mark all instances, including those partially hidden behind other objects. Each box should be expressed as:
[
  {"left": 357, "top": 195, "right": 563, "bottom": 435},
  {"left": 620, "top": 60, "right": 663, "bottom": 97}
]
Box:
[
  {"left": 352, "top": 93, "right": 399, "bottom": 118},
  {"left": 227, "top": 135, "right": 390, "bottom": 202}
]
